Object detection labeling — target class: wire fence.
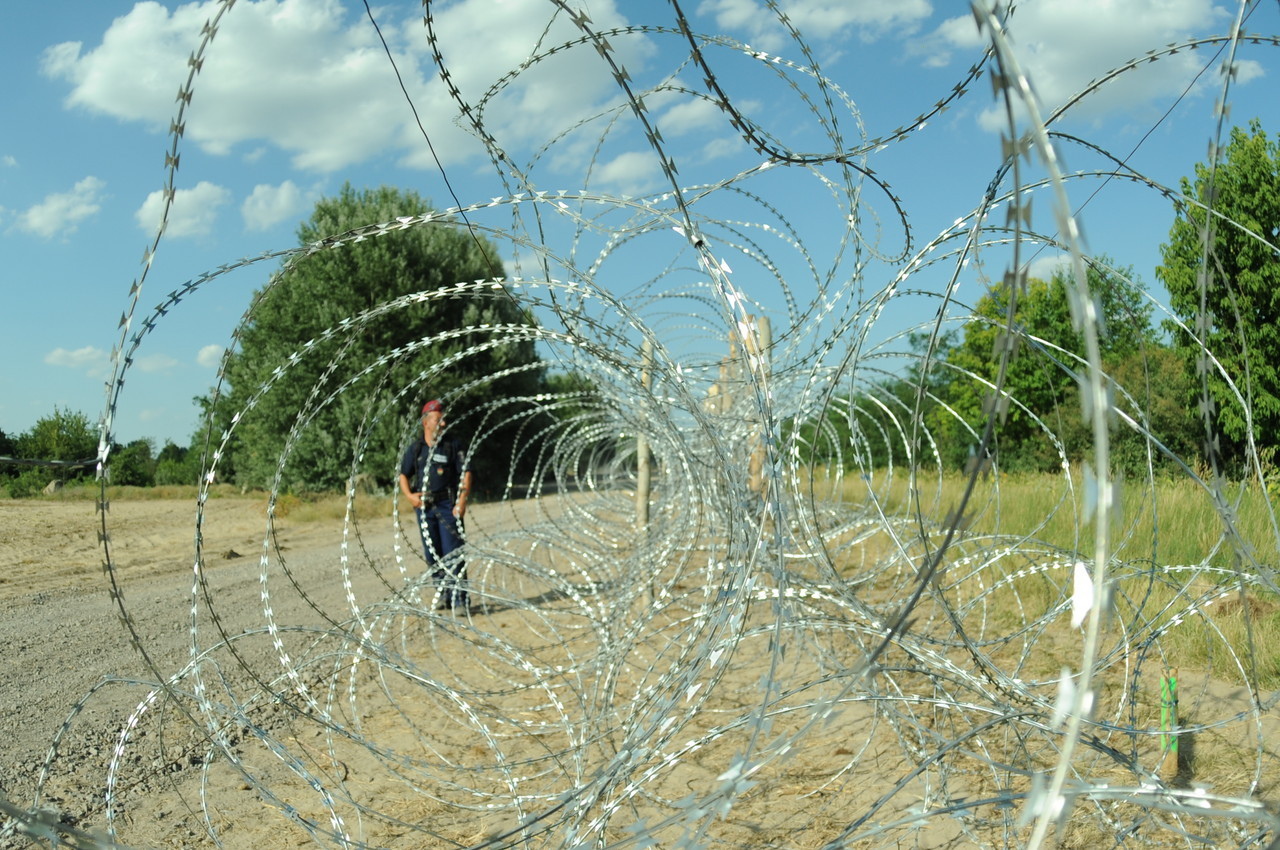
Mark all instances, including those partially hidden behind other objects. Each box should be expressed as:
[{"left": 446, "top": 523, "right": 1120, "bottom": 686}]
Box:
[{"left": 4, "top": 1, "right": 1280, "bottom": 847}]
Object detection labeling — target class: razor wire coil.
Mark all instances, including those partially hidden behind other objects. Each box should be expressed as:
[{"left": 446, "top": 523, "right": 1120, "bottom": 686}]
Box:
[{"left": 4, "top": 1, "right": 1280, "bottom": 849}]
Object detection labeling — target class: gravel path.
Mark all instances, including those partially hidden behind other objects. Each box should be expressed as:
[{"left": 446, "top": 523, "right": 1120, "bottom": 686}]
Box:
[
  {"left": 0, "top": 505, "right": 411, "bottom": 846},
  {"left": 0, "top": 495, "right": 561, "bottom": 847}
]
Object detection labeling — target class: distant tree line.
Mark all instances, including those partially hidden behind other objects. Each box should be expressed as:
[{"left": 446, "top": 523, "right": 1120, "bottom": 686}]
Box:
[
  {"left": 0, "top": 408, "right": 201, "bottom": 497},
  {"left": 6, "top": 123, "right": 1276, "bottom": 496},
  {"left": 794, "top": 121, "right": 1280, "bottom": 479},
  {"left": 196, "top": 183, "right": 564, "bottom": 496},
  {"left": 2, "top": 184, "right": 599, "bottom": 499}
]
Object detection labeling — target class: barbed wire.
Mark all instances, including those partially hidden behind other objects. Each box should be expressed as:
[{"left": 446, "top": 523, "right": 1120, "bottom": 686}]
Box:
[{"left": 4, "top": 1, "right": 1280, "bottom": 848}]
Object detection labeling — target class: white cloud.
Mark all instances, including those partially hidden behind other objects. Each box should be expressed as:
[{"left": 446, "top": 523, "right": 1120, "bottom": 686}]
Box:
[
  {"left": 591, "top": 150, "right": 664, "bottom": 195},
  {"left": 918, "top": 14, "right": 981, "bottom": 68},
  {"left": 2, "top": 155, "right": 16, "bottom": 167},
  {"left": 659, "top": 96, "right": 724, "bottom": 136},
  {"left": 136, "top": 181, "right": 231, "bottom": 238},
  {"left": 701, "top": 136, "right": 748, "bottom": 161},
  {"left": 197, "top": 344, "right": 224, "bottom": 368},
  {"left": 395, "top": 0, "right": 656, "bottom": 172},
  {"left": 45, "top": 345, "right": 109, "bottom": 377},
  {"left": 136, "top": 353, "right": 180, "bottom": 373},
  {"left": 242, "top": 180, "right": 308, "bottom": 231},
  {"left": 16, "top": 176, "right": 106, "bottom": 239},
  {"left": 39, "top": 0, "right": 655, "bottom": 177},
  {"left": 1024, "top": 253, "right": 1070, "bottom": 283},
  {"left": 41, "top": 0, "right": 410, "bottom": 171},
  {"left": 931, "top": 0, "right": 1246, "bottom": 129},
  {"left": 697, "top": 0, "right": 931, "bottom": 51},
  {"left": 654, "top": 93, "right": 758, "bottom": 164}
]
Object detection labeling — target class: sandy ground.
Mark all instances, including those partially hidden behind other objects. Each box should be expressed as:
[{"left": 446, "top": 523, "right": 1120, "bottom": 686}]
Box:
[
  {"left": 1, "top": 497, "right": 1278, "bottom": 849},
  {"left": 3, "top": 499, "right": 247, "bottom": 596},
  {"left": 0, "top": 496, "right": 940, "bottom": 849},
  {"left": 0, "top": 496, "right": 399, "bottom": 847}
]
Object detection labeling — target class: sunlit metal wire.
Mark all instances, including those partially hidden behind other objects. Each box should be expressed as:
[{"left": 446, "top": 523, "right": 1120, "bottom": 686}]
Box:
[{"left": 5, "top": 1, "right": 1280, "bottom": 848}]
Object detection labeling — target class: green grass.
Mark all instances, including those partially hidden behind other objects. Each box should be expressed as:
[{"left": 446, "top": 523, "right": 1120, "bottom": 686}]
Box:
[
  {"left": 26, "top": 481, "right": 243, "bottom": 501},
  {"left": 805, "top": 465, "right": 1280, "bottom": 569},
  {"left": 805, "top": 465, "right": 1280, "bottom": 689},
  {"left": 270, "top": 491, "right": 395, "bottom": 523},
  {"left": 22, "top": 482, "right": 395, "bottom": 524},
  {"left": 975, "top": 560, "right": 1280, "bottom": 689}
]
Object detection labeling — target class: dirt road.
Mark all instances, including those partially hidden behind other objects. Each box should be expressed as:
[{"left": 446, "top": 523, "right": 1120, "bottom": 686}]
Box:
[
  {"left": 0, "top": 497, "right": 413, "bottom": 845},
  {"left": 3, "top": 496, "right": 1279, "bottom": 849}
]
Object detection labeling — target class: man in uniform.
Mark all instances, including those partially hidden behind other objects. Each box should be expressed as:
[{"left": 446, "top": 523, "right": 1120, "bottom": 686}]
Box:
[{"left": 398, "top": 399, "right": 473, "bottom": 610}]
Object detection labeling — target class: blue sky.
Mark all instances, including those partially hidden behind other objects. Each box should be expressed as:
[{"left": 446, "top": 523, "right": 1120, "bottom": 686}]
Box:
[{"left": 2, "top": 0, "right": 1278, "bottom": 448}]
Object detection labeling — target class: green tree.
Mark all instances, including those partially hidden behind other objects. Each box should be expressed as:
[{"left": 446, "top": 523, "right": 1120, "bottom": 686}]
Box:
[
  {"left": 0, "top": 426, "right": 24, "bottom": 491},
  {"left": 15, "top": 408, "right": 98, "bottom": 468},
  {"left": 155, "top": 440, "right": 199, "bottom": 486},
  {"left": 113, "top": 438, "right": 156, "bottom": 487},
  {"left": 6, "top": 408, "right": 98, "bottom": 496},
  {"left": 517, "top": 370, "right": 615, "bottom": 485},
  {"left": 783, "top": 333, "right": 957, "bottom": 473},
  {"left": 541, "top": 371, "right": 601, "bottom": 423},
  {"left": 1157, "top": 119, "right": 1280, "bottom": 468},
  {"left": 882, "top": 330, "right": 959, "bottom": 470},
  {"left": 207, "top": 183, "right": 545, "bottom": 491},
  {"left": 936, "top": 257, "right": 1159, "bottom": 472},
  {"left": 0, "top": 427, "right": 15, "bottom": 482},
  {"left": 1062, "top": 346, "right": 1202, "bottom": 475},
  {"left": 788, "top": 394, "right": 858, "bottom": 468}
]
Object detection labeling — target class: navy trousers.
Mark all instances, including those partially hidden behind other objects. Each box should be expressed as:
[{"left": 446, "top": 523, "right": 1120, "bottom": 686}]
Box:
[{"left": 416, "top": 500, "right": 468, "bottom": 609}]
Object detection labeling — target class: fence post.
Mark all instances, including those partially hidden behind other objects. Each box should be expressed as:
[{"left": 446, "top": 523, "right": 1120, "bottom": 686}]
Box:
[
  {"left": 635, "top": 338, "right": 653, "bottom": 530},
  {"left": 748, "top": 315, "right": 772, "bottom": 496}
]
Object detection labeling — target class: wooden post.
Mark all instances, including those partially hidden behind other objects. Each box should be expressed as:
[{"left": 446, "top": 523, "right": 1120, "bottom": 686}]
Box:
[
  {"left": 748, "top": 315, "right": 772, "bottom": 495},
  {"left": 635, "top": 338, "right": 653, "bottom": 530}
]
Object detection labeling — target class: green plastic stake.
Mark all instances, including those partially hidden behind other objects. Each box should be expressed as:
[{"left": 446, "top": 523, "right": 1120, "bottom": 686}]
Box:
[{"left": 1160, "top": 669, "right": 1178, "bottom": 758}]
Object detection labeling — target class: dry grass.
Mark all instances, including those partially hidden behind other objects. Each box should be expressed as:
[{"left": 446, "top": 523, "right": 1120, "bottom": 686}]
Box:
[
  {"left": 268, "top": 490, "right": 395, "bottom": 523},
  {"left": 49, "top": 481, "right": 243, "bottom": 501},
  {"left": 806, "top": 465, "right": 1280, "bottom": 689},
  {"left": 802, "top": 465, "right": 1280, "bottom": 569},
  {"left": 44, "top": 481, "right": 400, "bottom": 527}
]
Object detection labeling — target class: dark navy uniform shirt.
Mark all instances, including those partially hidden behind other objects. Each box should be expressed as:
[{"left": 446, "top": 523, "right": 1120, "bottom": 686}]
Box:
[{"left": 400, "top": 436, "right": 468, "bottom": 497}]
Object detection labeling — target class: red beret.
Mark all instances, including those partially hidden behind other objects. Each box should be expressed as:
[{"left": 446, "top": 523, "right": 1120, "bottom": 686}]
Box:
[{"left": 422, "top": 399, "right": 443, "bottom": 413}]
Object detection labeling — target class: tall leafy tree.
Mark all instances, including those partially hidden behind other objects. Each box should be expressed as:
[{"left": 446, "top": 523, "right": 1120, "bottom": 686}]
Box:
[
  {"left": 1157, "top": 120, "right": 1280, "bottom": 468},
  {"left": 6, "top": 408, "right": 98, "bottom": 496},
  {"left": 113, "top": 438, "right": 156, "bottom": 487},
  {"left": 16, "top": 408, "right": 98, "bottom": 468},
  {"left": 779, "top": 334, "right": 958, "bottom": 474},
  {"left": 155, "top": 440, "right": 199, "bottom": 486},
  {"left": 788, "top": 394, "right": 859, "bottom": 469},
  {"left": 208, "top": 184, "right": 544, "bottom": 491},
  {"left": 1062, "top": 345, "right": 1202, "bottom": 476},
  {"left": 936, "top": 257, "right": 1158, "bottom": 472},
  {"left": 0, "top": 427, "right": 15, "bottom": 482}
]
